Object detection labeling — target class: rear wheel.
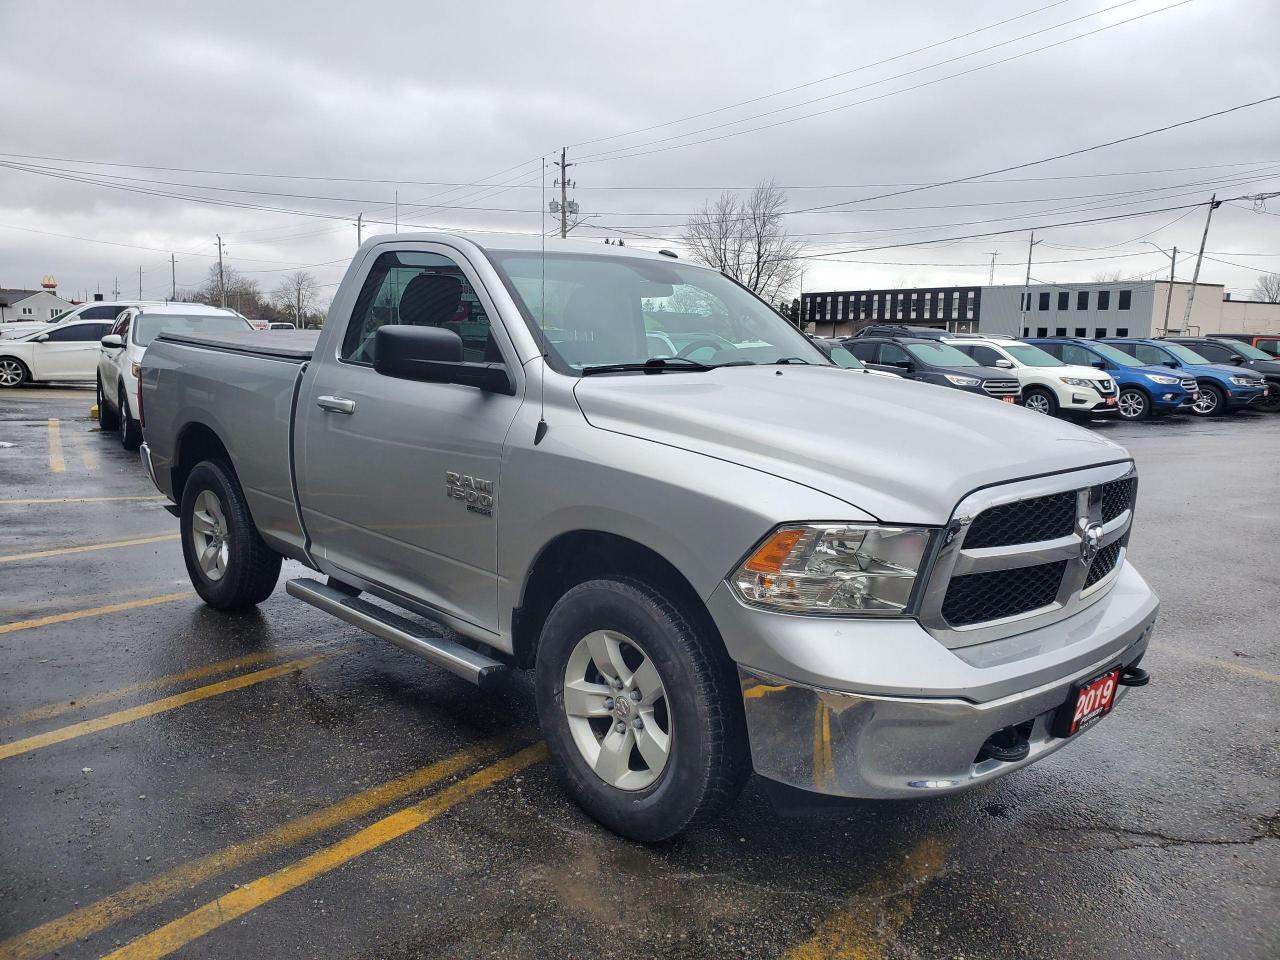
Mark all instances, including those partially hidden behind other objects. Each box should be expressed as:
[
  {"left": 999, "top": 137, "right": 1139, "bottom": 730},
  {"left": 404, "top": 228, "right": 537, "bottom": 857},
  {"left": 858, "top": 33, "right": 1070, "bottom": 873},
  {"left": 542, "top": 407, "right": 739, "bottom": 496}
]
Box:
[
  {"left": 1190, "top": 383, "right": 1225, "bottom": 417},
  {"left": 0, "top": 357, "right": 29, "bottom": 388},
  {"left": 534, "top": 578, "right": 749, "bottom": 842},
  {"left": 1116, "top": 388, "right": 1151, "bottom": 422},
  {"left": 1022, "top": 387, "right": 1058, "bottom": 417},
  {"left": 179, "top": 459, "right": 282, "bottom": 609},
  {"left": 96, "top": 376, "right": 119, "bottom": 430},
  {"left": 118, "top": 387, "right": 142, "bottom": 450}
]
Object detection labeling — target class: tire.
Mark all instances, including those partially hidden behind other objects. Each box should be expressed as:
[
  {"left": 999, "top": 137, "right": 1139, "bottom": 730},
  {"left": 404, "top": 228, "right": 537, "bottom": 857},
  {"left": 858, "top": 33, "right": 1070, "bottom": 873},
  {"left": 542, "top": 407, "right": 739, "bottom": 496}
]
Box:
[
  {"left": 96, "top": 376, "right": 119, "bottom": 430},
  {"left": 0, "top": 357, "right": 29, "bottom": 388},
  {"left": 1190, "top": 383, "right": 1226, "bottom": 417},
  {"left": 1257, "top": 386, "right": 1280, "bottom": 413},
  {"left": 1022, "top": 387, "right": 1058, "bottom": 417},
  {"left": 117, "top": 387, "right": 143, "bottom": 451},
  {"left": 534, "top": 578, "right": 749, "bottom": 842},
  {"left": 1116, "top": 387, "right": 1151, "bottom": 422},
  {"left": 179, "top": 459, "right": 282, "bottom": 609}
]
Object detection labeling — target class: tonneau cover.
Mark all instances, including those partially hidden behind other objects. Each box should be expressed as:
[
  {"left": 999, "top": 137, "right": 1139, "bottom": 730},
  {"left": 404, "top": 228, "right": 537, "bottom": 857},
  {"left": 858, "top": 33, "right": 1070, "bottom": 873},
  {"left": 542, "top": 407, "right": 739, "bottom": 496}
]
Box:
[{"left": 156, "top": 329, "right": 318, "bottom": 361}]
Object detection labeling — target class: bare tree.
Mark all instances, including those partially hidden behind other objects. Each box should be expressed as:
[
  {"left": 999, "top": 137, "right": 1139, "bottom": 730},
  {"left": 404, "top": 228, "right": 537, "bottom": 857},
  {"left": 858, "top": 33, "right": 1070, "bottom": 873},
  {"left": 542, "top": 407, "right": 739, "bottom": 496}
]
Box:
[
  {"left": 192, "top": 263, "right": 264, "bottom": 314},
  {"left": 1092, "top": 270, "right": 1125, "bottom": 283},
  {"left": 272, "top": 271, "right": 320, "bottom": 327},
  {"left": 682, "top": 180, "right": 802, "bottom": 305},
  {"left": 1252, "top": 272, "right": 1280, "bottom": 303}
]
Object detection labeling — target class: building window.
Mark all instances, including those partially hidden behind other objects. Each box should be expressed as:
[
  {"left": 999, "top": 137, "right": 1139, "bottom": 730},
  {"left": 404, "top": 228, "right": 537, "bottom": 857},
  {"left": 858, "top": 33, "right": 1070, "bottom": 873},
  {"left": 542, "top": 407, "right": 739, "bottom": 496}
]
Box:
[
  {"left": 21, "top": 307, "right": 33, "bottom": 315},
  {"left": 909, "top": 293, "right": 918, "bottom": 318},
  {"left": 1116, "top": 327, "right": 1129, "bottom": 337},
  {"left": 1058, "top": 291, "right": 1070, "bottom": 310},
  {"left": 1036, "top": 327, "right": 1048, "bottom": 337},
  {"left": 1095, "top": 327, "right": 1106, "bottom": 338},
  {"left": 1055, "top": 327, "right": 1067, "bottom": 336},
  {"left": 1118, "top": 290, "right": 1132, "bottom": 310},
  {"left": 50, "top": 308, "right": 61, "bottom": 318},
  {"left": 1077, "top": 291, "right": 1089, "bottom": 310},
  {"left": 1022, "top": 327, "right": 1030, "bottom": 337},
  {"left": 1098, "top": 290, "right": 1110, "bottom": 310},
  {"left": 1038, "top": 291, "right": 1050, "bottom": 311},
  {"left": 966, "top": 290, "right": 975, "bottom": 319},
  {"left": 1074, "top": 327, "right": 1087, "bottom": 337}
]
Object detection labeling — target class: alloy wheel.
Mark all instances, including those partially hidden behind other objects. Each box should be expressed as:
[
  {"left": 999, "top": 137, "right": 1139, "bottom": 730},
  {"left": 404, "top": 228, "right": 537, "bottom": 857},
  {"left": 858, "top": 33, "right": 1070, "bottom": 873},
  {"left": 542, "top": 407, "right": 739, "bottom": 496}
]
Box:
[
  {"left": 562, "top": 629, "right": 672, "bottom": 791},
  {"left": 1118, "top": 391, "right": 1145, "bottom": 420},
  {"left": 190, "top": 489, "right": 230, "bottom": 581},
  {"left": 0, "top": 359, "right": 24, "bottom": 387},
  {"left": 1025, "top": 393, "right": 1052, "bottom": 414},
  {"left": 1192, "top": 390, "right": 1217, "bottom": 415}
]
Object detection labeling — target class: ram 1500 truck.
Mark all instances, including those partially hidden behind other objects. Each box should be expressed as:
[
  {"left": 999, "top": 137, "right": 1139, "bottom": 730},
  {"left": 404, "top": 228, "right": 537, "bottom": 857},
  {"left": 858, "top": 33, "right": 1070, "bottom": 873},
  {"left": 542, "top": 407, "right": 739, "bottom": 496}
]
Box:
[{"left": 139, "top": 233, "right": 1157, "bottom": 841}]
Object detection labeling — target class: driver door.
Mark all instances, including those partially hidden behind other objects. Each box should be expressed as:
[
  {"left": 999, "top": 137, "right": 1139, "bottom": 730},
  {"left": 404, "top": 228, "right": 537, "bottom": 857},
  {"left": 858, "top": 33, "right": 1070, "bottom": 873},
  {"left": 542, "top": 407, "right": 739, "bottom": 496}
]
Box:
[{"left": 30, "top": 322, "right": 111, "bottom": 379}]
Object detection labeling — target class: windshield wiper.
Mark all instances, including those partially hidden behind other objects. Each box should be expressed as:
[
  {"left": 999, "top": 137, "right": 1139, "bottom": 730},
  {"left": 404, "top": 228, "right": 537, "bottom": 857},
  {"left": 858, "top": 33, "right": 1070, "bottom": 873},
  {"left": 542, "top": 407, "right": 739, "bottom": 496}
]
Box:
[
  {"left": 773, "top": 357, "right": 812, "bottom": 365},
  {"left": 581, "top": 357, "right": 715, "bottom": 376}
]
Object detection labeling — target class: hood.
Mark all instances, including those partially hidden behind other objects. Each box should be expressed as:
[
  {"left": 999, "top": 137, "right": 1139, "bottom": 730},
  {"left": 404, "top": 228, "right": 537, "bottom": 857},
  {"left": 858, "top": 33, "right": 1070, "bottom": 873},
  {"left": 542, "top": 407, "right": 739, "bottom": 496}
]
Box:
[
  {"left": 1244, "top": 358, "right": 1280, "bottom": 376},
  {"left": 1183, "top": 363, "right": 1265, "bottom": 379},
  {"left": 573, "top": 365, "right": 1127, "bottom": 525},
  {"left": 1054, "top": 364, "right": 1111, "bottom": 382},
  {"left": 1130, "top": 364, "right": 1189, "bottom": 380}
]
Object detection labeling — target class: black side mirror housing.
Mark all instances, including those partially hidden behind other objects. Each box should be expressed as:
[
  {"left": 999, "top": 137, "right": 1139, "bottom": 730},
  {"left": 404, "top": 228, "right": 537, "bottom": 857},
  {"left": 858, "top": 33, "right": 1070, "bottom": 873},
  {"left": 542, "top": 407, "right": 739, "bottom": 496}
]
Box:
[
  {"left": 373, "top": 325, "right": 514, "bottom": 394},
  {"left": 1230, "top": 355, "right": 1245, "bottom": 365}
]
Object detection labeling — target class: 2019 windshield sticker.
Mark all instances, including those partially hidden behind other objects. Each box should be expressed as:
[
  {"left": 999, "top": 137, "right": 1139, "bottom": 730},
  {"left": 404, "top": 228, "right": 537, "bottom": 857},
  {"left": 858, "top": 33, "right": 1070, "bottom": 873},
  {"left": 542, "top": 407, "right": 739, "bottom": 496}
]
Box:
[{"left": 446, "top": 471, "right": 496, "bottom": 516}]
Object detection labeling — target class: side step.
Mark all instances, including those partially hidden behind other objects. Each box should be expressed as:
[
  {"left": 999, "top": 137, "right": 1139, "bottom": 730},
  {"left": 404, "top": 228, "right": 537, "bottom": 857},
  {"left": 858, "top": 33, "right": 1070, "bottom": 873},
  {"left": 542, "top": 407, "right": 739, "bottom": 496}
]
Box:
[{"left": 286, "top": 578, "right": 508, "bottom": 688}]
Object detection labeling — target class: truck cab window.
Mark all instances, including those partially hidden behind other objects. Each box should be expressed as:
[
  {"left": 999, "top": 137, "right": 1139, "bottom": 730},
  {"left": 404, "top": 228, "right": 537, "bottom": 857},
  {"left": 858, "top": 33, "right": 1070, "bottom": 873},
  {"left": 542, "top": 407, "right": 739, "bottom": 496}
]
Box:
[{"left": 342, "top": 250, "right": 500, "bottom": 366}]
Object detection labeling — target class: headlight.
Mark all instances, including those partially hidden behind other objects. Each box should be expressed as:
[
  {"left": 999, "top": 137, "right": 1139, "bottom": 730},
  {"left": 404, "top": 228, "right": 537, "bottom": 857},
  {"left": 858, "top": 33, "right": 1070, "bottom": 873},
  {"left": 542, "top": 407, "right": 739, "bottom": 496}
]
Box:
[
  {"left": 130, "top": 361, "right": 142, "bottom": 379},
  {"left": 731, "top": 524, "right": 932, "bottom": 616},
  {"left": 1229, "top": 375, "right": 1254, "bottom": 386},
  {"left": 944, "top": 374, "right": 981, "bottom": 387},
  {"left": 1143, "top": 374, "right": 1179, "bottom": 385},
  {"left": 1059, "top": 377, "right": 1095, "bottom": 387}
]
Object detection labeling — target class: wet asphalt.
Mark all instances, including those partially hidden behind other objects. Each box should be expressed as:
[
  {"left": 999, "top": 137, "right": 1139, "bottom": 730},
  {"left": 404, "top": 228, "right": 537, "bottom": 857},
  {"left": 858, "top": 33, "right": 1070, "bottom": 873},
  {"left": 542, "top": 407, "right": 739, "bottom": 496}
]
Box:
[{"left": 0, "top": 385, "right": 1275, "bottom": 960}]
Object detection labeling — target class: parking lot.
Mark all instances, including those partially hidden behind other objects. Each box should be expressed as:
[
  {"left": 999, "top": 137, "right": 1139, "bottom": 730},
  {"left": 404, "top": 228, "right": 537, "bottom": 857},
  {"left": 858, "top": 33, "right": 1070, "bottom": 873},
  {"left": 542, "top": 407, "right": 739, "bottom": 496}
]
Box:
[{"left": 1, "top": 386, "right": 1276, "bottom": 960}]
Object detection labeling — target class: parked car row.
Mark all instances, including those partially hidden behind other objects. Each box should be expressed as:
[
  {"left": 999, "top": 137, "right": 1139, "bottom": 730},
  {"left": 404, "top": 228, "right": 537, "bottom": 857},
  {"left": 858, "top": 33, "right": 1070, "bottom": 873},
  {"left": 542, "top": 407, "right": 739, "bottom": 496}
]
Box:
[{"left": 823, "top": 324, "right": 1276, "bottom": 422}]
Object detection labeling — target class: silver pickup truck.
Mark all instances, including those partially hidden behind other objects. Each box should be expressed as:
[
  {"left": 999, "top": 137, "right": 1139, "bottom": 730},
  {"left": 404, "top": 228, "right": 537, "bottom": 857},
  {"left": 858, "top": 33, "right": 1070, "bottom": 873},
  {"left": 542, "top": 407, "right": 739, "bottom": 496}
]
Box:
[{"left": 139, "top": 233, "right": 1157, "bottom": 841}]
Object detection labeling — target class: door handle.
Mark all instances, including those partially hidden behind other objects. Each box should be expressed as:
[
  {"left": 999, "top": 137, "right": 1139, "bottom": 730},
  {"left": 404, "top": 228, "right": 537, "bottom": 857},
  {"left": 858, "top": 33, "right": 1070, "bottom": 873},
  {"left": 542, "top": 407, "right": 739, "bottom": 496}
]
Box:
[{"left": 316, "top": 395, "right": 356, "bottom": 415}]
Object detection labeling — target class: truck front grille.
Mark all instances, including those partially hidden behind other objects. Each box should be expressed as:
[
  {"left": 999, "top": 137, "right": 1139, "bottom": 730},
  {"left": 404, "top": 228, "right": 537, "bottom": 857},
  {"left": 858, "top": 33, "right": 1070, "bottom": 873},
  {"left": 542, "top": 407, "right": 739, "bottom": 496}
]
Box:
[
  {"left": 1100, "top": 477, "right": 1136, "bottom": 523},
  {"left": 942, "top": 561, "right": 1067, "bottom": 626},
  {"left": 981, "top": 379, "right": 1020, "bottom": 398},
  {"left": 964, "top": 492, "right": 1077, "bottom": 548},
  {"left": 1085, "top": 537, "right": 1125, "bottom": 589}
]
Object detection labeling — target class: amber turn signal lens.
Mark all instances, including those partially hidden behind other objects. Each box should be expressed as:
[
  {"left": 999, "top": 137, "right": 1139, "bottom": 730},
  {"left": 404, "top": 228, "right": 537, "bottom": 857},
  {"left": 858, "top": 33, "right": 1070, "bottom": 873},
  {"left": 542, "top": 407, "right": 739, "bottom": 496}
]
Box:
[{"left": 744, "top": 528, "right": 805, "bottom": 574}]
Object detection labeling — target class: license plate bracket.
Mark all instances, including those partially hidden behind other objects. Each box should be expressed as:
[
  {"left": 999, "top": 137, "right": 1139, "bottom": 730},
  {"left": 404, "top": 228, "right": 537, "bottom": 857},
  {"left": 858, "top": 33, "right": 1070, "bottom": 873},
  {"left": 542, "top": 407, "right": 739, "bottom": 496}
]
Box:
[{"left": 1052, "top": 666, "right": 1121, "bottom": 738}]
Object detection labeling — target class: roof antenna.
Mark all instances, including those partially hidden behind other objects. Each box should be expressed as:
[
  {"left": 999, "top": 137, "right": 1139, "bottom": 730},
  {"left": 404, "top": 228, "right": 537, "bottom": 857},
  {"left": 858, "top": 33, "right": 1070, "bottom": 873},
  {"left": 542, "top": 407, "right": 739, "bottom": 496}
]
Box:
[{"left": 535, "top": 155, "right": 549, "bottom": 445}]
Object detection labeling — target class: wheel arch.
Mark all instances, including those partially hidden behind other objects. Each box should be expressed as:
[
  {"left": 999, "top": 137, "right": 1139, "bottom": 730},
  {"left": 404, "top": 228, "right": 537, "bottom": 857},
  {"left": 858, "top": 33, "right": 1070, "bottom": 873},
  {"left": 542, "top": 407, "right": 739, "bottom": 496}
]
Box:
[{"left": 171, "top": 421, "right": 233, "bottom": 503}]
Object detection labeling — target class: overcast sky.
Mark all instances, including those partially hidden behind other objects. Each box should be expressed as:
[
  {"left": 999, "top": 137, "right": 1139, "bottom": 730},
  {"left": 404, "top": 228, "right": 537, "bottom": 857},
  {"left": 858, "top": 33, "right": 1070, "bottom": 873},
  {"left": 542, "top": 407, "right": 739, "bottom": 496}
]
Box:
[{"left": 1, "top": 0, "right": 1277, "bottom": 307}]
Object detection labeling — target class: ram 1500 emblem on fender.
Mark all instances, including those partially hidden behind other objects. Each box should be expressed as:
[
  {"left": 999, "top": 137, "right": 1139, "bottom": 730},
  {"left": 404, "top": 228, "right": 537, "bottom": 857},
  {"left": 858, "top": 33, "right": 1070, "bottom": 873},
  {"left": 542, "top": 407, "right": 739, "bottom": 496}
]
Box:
[{"left": 446, "top": 471, "right": 496, "bottom": 516}]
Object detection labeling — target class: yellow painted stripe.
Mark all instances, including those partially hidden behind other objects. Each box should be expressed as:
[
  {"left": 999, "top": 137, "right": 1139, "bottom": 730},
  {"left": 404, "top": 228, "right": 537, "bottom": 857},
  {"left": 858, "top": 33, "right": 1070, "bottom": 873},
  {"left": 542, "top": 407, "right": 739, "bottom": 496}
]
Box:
[
  {"left": 1190, "top": 655, "right": 1279, "bottom": 684},
  {"left": 0, "top": 653, "right": 332, "bottom": 761},
  {"left": 785, "top": 837, "right": 949, "bottom": 960},
  {"left": 0, "top": 644, "right": 325, "bottom": 730},
  {"left": 101, "top": 744, "right": 547, "bottom": 960},
  {"left": 0, "top": 533, "right": 178, "bottom": 564},
  {"left": 0, "top": 735, "right": 520, "bottom": 960},
  {"left": 0, "top": 592, "right": 189, "bottom": 636},
  {"left": 46, "top": 419, "right": 64, "bottom": 473},
  {"left": 0, "top": 495, "right": 164, "bottom": 506}
]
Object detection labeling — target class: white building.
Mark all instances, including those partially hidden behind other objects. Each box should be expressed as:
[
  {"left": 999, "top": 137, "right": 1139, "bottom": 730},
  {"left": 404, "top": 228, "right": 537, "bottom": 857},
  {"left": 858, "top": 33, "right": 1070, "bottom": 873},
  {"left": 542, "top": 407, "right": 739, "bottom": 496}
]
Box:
[{"left": 0, "top": 288, "right": 75, "bottom": 324}]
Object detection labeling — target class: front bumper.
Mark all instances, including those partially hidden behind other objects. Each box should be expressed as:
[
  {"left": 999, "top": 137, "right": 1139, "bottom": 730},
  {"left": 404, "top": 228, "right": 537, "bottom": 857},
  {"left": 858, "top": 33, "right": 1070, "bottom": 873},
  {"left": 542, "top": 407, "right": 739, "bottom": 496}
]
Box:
[{"left": 717, "top": 562, "right": 1159, "bottom": 798}]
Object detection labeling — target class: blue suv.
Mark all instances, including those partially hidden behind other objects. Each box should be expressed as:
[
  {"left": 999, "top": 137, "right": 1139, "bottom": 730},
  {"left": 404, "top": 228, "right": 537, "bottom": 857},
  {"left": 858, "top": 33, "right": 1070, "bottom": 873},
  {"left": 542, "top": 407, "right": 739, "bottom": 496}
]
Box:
[
  {"left": 1102, "top": 338, "right": 1267, "bottom": 417},
  {"left": 1028, "top": 338, "right": 1197, "bottom": 421}
]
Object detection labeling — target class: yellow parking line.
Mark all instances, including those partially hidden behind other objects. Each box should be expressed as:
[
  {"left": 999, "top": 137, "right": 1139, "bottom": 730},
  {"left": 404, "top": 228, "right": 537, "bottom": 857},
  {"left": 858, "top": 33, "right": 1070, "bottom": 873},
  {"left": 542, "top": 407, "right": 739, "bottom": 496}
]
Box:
[
  {"left": 0, "top": 533, "right": 178, "bottom": 564},
  {"left": 785, "top": 837, "right": 949, "bottom": 960},
  {"left": 0, "top": 645, "right": 322, "bottom": 730},
  {"left": 0, "top": 592, "right": 189, "bottom": 636},
  {"left": 46, "top": 419, "right": 64, "bottom": 473},
  {"left": 0, "top": 653, "right": 333, "bottom": 761},
  {"left": 0, "top": 495, "right": 165, "bottom": 505},
  {"left": 0, "top": 735, "right": 521, "bottom": 960},
  {"left": 1190, "top": 655, "right": 1279, "bottom": 684},
  {"left": 101, "top": 743, "right": 547, "bottom": 960}
]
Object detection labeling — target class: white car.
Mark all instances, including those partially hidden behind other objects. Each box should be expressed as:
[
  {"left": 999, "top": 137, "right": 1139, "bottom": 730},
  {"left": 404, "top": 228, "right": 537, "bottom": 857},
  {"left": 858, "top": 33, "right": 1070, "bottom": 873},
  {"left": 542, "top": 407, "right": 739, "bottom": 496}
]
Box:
[
  {"left": 0, "top": 300, "right": 144, "bottom": 340},
  {"left": 946, "top": 335, "right": 1118, "bottom": 418},
  {"left": 0, "top": 316, "right": 119, "bottom": 387},
  {"left": 96, "top": 303, "right": 253, "bottom": 449}
]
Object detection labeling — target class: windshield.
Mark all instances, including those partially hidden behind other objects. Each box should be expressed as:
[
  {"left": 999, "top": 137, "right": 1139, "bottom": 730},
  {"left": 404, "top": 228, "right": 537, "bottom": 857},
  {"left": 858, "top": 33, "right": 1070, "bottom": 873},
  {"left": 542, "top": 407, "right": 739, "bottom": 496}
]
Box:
[
  {"left": 905, "top": 342, "right": 979, "bottom": 367},
  {"left": 1005, "top": 344, "right": 1064, "bottom": 367},
  {"left": 1226, "top": 340, "right": 1271, "bottom": 360},
  {"left": 133, "top": 312, "right": 249, "bottom": 346},
  {"left": 1090, "top": 342, "right": 1142, "bottom": 367},
  {"left": 487, "top": 252, "right": 826, "bottom": 373},
  {"left": 1162, "top": 342, "right": 1210, "bottom": 365}
]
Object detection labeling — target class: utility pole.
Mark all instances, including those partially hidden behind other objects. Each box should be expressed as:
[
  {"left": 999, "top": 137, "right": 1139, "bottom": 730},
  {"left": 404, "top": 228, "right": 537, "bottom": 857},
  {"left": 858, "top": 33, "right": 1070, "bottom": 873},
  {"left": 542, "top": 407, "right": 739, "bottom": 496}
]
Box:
[
  {"left": 171, "top": 253, "right": 177, "bottom": 301},
  {"left": 113, "top": 276, "right": 119, "bottom": 299},
  {"left": 216, "top": 234, "right": 227, "bottom": 309},
  {"left": 356, "top": 213, "right": 363, "bottom": 247},
  {"left": 1019, "top": 232, "right": 1041, "bottom": 328},
  {"left": 138, "top": 266, "right": 142, "bottom": 299},
  {"left": 1161, "top": 246, "right": 1177, "bottom": 336},
  {"left": 553, "top": 147, "right": 577, "bottom": 239},
  {"left": 1180, "top": 194, "right": 1220, "bottom": 333},
  {"left": 987, "top": 251, "right": 999, "bottom": 285}
]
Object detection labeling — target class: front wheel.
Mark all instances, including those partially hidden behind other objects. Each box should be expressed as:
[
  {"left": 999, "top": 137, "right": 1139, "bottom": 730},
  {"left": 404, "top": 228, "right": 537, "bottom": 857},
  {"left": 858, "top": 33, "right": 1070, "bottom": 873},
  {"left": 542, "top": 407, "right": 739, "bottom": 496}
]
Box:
[
  {"left": 0, "top": 357, "right": 29, "bottom": 388},
  {"left": 1022, "top": 387, "right": 1058, "bottom": 417},
  {"left": 534, "top": 578, "right": 749, "bottom": 842},
  {"left": 1190, "top": 383, "right": 1225, "bottom": 417},
  {"left": 1116, "top": 388, "right": 1151, "bottom": 421},
  {"left": 179, "top": 459, "right": 282, "bottom": 609}
]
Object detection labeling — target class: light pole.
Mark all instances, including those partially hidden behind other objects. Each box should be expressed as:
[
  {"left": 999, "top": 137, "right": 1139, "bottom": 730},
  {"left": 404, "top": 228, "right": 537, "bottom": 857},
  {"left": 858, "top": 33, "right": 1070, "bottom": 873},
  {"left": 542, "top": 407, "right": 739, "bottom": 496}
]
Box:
[{"left": 1142, "top": 242, "right": 1178, "bottom": 337}]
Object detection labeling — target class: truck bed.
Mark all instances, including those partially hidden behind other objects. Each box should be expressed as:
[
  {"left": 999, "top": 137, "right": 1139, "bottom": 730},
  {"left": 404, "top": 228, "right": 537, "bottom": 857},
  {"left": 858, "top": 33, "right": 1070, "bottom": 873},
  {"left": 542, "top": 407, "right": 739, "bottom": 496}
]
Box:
[{"left": 155, "top": 329, "right": 318, "bottom": 361}]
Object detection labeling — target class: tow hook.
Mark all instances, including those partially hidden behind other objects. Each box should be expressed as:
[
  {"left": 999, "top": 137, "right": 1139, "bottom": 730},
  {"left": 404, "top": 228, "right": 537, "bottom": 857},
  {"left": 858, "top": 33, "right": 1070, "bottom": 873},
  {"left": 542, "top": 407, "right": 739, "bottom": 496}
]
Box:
[
  {"left": 976, "top": 722, "right": 1032, "bottom": 763},
  {"left": 1118, "top": 665, "right": 1150, "bottom": 687}
]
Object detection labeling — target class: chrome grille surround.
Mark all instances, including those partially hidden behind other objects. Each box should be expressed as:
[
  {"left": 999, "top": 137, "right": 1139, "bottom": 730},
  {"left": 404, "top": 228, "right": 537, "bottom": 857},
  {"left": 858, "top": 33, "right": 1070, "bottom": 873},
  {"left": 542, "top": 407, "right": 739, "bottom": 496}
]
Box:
[
  {"left": 981, "top": 379, "right": 1021, "bottom": 397},
  {"left": 918, "top": 461, "right": 1136, "bottom": 649},
  {"left": 1179, "top": 377, "right": 1197, "bottom": 392}
]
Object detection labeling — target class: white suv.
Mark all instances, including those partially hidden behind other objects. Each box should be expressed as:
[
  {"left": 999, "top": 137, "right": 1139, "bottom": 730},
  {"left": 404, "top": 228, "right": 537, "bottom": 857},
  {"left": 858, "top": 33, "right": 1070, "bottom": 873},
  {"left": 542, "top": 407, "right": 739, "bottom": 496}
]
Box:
[
  {"left": 97, "top": 303, "right": 252, "bottom": 449},
  {"left": 946, "top": 335, "right": 1118, "bottom": 418}
]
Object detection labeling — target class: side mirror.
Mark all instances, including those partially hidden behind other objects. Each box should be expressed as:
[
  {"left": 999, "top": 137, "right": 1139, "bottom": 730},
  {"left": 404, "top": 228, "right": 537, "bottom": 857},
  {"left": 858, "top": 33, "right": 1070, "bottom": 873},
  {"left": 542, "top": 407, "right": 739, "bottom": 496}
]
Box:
[
  {"left": 1164, "top": 359, "right": 1179, "bottom": 368},
  {"left": 33, "top": 333, "right": 49, "bottom": 343},
  {"left": 1229, "top": 355, "right": 1245, "bottom": 365},
  {"left": 893, "top": 360, "right": 914, "bottom": 371},
  {"left": 373, "top": 325, "right": 513, "bottom": 395},
  {"left": 994, "top": 358, "right": 1014, "bottom": 369},
  {"left": 100, "top": 334, "right": 124, "bottom": 349},
  {"left": 1093, "top": 360, "right": 1107, "bottom": 369}
]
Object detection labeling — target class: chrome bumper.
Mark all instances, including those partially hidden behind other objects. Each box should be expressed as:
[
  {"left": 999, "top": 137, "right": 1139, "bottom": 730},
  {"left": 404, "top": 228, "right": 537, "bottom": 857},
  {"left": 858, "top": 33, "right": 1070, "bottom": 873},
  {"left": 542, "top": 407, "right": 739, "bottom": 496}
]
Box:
[
  {"left": 139, "top": 442, "right": 161, "bottom": 492},
  {"left": 736, "top": 598, "right": 1157, "bottom": 799}
]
